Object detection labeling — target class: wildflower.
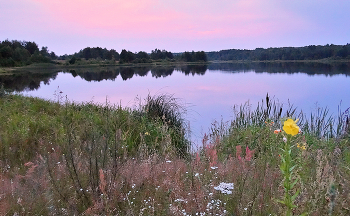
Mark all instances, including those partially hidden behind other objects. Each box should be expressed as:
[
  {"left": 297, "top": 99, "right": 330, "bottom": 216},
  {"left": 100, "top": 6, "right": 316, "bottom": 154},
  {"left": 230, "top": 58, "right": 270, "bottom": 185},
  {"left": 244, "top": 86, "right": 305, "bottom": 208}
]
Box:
[
  {"left": 145, "top": 132, "right": 150, "bottom": 136},
  {"left": 283, "top": 118, "right": 299, "bottom": 136},
  {"left": 214, "top": 182, "right": 234, "bottom": 194},
  {"left": 274, "top": 129, "right": 282, "bottom": 134},
  {"left": 265, "top": 121, "right": 274, "bottom": 125},
  {"left": 195, "top": 152, "right": 200, "bottom": 164},
  {"left": 297, "top": 143, "right": 307, "bottom": 151},
  {"left": 283, "top": 137, "right": 287, "bottom": 142},
  {"left": 245, "top": 146, "right": 255, "bottom": 161}
]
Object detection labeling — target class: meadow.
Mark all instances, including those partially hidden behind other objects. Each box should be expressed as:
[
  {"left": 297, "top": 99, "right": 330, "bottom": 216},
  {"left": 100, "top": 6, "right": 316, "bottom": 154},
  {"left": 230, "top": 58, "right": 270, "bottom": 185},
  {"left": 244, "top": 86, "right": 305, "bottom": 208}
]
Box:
[{"left": 0, "top": 91, "right": 349, "bottom": 215}]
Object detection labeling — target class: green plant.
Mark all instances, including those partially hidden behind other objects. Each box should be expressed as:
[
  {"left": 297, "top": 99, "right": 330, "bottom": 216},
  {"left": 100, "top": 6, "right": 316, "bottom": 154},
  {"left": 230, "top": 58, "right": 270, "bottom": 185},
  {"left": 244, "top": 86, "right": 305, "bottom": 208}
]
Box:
[{"left": 275, "top": 118, "right": 301, "bottom": 215}]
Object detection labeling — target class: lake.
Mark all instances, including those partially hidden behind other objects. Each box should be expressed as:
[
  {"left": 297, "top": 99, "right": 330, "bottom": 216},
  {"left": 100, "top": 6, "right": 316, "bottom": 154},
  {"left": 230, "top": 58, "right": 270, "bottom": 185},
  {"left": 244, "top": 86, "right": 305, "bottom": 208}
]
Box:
[{"left": 2, "top": 62, "right": 350, "bottom": 147}]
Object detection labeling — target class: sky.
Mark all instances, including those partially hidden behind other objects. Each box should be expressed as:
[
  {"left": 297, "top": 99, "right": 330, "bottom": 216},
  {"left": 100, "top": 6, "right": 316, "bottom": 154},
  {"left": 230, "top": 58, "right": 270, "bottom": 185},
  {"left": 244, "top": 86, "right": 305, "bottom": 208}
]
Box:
[{"left": 1, "top": 0, "right": 350, "bottom": 56}]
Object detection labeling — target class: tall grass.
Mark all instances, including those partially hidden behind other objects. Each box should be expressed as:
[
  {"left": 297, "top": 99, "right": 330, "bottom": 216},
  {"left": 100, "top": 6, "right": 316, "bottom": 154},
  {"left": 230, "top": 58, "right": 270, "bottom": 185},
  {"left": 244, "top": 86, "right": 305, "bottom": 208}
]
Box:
[
  {"left": 0, "top": 94, "right": 349, "bottom": 215},
  {"left": 139, "top": 94, "right": 190, "bottom": 157}
]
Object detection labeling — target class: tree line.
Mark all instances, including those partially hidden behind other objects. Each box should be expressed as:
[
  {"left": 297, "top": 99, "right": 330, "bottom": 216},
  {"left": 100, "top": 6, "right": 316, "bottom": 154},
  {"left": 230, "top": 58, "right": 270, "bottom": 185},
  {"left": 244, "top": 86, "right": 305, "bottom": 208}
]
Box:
[
  {"left": 0, "top": 39, "right": 208, "bottom": 67},
  {"left": 207, "top": 44, "right": 350, "bottom": 61},
  {"left": 0, "top": 40, "right": 58, "bottom": 67},
  {"left": 6, "top": 39, "right": 350, "bottom": 67},
  {"left": 69, "top": 47, "right": 207, "bottom": 64}
]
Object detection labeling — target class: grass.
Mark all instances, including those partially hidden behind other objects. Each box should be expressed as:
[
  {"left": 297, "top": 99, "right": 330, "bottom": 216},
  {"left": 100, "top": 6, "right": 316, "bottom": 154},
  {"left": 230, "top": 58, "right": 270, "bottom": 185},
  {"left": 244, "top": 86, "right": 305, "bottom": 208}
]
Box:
[{"left": 0, "top": 93, "right": 349, "bottom": 215}]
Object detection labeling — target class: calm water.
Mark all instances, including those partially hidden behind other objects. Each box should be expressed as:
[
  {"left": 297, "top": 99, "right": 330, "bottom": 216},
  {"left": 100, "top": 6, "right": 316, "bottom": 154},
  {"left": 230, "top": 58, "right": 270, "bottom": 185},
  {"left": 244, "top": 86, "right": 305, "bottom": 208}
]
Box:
[{"left": 2, "top": 62, "right": 350, "bottom": 146}]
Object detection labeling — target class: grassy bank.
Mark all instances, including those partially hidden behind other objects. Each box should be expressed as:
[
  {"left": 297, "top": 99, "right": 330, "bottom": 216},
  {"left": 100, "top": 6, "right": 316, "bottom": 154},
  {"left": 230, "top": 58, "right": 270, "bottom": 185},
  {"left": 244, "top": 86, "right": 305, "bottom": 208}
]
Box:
[{"left": 0, "top": 94, "right": 349, "bottom": 215}]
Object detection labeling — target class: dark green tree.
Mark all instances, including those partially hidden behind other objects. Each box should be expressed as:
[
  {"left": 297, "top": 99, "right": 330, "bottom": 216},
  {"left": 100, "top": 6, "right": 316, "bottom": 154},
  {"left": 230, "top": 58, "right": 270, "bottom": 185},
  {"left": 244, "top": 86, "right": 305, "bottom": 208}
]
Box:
[
  {"left": 50, "top": 52, "right": 57, "bottom": 60},
  {"left": 69, "top": 56, "right": 76, "bottom": 64},
  {"left": 110, "top": 49, "right": 119, "bottom": 60},
  {"left": 24, "top": 41, "right": 39, "bottom": 55},
  {"left": 13, "top": 47, "right": 30, "bottom": 62},
  {"left": 119, "top": 49, "right": 135, "bottom": 63},
  {"left": 0, "top": 46, "right": 13, "bottom": 58},
  {"left": 40, "top": 46, "right": 50, "bottom": 57},
  {"left": 136, "top": 51, "right": 150, "bottom": 60},
  {"left": 82, "top": 47, "right": 92, "bottom": 60}
]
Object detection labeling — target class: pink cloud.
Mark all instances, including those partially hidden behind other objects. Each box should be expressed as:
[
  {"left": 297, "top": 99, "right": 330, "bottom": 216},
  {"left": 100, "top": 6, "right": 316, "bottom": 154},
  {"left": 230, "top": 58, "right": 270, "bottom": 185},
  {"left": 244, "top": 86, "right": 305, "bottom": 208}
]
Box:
[{"left": 28, "top": 0, "right": 308, "bottom": 40}]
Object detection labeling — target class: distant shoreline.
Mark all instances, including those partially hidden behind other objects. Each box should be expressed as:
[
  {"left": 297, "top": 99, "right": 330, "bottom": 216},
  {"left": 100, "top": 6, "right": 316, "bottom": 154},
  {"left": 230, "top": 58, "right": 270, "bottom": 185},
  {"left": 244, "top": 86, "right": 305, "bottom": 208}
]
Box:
[{"left": 1, "top": 59, "right": 350, "bottom": 75}]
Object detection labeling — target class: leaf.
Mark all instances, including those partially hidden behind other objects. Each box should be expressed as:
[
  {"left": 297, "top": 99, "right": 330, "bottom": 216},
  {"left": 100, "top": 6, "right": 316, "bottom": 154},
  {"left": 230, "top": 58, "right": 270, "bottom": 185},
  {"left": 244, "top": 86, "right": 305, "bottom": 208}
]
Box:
[
  {"left": 280, "top": 155, "right": 285, "bottom": 163},
  {"left": 291, "top": 178, "right": 299, "bottom": 189},
  {"left": 291, "top": 189, "right": 300, "bottom": 201},
  {"left": 275, "top": 199, "right": 285, "bottom": 205},
  {"left": 289, "top": 165, "right": 296, "bottom": 172}
]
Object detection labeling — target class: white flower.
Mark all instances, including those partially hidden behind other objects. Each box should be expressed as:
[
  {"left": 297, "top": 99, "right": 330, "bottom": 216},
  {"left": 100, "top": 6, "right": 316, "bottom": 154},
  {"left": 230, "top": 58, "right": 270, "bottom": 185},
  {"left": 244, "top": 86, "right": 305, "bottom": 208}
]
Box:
[{"left": 214, "top": 182, "right": 234, "bottom": 194}]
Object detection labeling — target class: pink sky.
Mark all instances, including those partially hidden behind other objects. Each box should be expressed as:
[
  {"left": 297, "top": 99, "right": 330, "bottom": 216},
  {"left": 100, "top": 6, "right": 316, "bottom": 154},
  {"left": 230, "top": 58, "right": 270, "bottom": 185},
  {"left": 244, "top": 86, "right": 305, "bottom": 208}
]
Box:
[{"left": 1, "top": 0, "right": 350, "bottom": 55}]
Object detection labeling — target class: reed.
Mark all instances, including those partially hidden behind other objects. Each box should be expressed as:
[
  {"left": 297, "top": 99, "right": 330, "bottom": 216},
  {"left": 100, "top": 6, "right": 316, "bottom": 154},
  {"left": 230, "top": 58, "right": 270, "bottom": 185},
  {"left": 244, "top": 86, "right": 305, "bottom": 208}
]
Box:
[{"left": 0, "top": 94, "right": 349, "bottom": 215}]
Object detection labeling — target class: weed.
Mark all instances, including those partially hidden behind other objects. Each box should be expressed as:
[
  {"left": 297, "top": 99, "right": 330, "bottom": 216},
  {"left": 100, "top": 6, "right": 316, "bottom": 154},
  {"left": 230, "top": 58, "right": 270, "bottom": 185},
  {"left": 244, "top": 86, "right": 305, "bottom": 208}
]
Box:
[{"left": 0, "top": 95, "right": 349, "bottom": 215}]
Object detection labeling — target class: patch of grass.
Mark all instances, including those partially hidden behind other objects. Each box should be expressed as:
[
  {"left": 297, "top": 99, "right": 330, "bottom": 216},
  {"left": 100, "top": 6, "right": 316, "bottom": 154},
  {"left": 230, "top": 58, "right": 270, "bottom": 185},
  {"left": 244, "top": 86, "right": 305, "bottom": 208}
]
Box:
[
  {"left": 0, "top": 94, "right": 349, "bottom": 215},
  {"left": 0, "top": 94, "right": 189, "bottom": 167}
]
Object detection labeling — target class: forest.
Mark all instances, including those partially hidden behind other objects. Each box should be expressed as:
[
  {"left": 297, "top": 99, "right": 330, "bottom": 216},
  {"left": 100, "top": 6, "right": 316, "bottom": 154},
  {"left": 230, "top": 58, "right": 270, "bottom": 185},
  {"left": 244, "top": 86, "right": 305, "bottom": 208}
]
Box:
[
  {"left": 0, "top": 40, "right": 57, "bottom": 67},
  {"left": 1, "top": 39, "right": 350, "bottom": 67},
  {"left": 0, "top": 39, "right": 207, "bottom": 67},
  {"left": 207, "top": 44, "right": 350, "bottom": 61}
]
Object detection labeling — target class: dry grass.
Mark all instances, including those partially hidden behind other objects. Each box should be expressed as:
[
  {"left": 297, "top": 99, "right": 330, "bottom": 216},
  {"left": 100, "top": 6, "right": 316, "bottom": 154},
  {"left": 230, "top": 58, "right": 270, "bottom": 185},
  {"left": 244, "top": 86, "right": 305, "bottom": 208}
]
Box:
[{"left": 0, "top": 94, "right": 349, "bottom": 215}]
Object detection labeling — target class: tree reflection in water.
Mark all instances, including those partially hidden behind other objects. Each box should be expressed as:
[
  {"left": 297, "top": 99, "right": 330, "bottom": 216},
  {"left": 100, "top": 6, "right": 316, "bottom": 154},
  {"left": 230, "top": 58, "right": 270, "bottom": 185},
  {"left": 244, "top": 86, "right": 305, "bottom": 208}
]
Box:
[{"left": 1, "top": 62, "right": 350, "bottom": 93}]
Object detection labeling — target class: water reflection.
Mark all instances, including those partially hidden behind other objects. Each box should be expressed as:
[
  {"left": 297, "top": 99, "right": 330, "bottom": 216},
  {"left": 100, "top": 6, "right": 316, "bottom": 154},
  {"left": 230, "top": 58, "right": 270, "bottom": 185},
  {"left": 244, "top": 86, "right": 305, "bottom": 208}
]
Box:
[
  {"left": 2, "top": 62, "right": 350, "bottom": 93},
  {"left": 1, "top": 65, "right": 208, "bottom": 91},
  {"left": 67, "top": 64, "right": 207, "bottom": 82},
  {"left": 2, "top": 62, "right": 349, "bottom": 145},
  {"left": 0, "top": 72, "right": 58, "bottom": 92},
  {"left": 208, "top": 62, "right": 350, "bottom": 76}
]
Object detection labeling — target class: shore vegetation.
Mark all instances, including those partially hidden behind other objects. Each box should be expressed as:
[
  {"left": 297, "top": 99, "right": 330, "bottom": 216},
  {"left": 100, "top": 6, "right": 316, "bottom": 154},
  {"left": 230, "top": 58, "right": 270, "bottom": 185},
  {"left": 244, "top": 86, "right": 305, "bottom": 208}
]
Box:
[{"left": 0, "top": 92, "right": 349, "bottom": 215}]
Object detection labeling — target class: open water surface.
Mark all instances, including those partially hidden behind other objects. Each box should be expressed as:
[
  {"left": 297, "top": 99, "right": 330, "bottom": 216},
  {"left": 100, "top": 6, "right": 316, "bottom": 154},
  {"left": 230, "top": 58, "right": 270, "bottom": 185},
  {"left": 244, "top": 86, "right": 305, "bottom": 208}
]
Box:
[{"left": 2, "top": 62, "right": 350, "bottom": 146}]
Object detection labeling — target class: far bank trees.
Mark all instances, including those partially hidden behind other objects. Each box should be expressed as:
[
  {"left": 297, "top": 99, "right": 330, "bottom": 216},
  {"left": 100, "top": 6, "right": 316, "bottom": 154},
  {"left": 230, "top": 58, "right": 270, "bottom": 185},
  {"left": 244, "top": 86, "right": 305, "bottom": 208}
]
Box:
[{"left": 0, "top": 40, "right": 56, "bottom": 67}]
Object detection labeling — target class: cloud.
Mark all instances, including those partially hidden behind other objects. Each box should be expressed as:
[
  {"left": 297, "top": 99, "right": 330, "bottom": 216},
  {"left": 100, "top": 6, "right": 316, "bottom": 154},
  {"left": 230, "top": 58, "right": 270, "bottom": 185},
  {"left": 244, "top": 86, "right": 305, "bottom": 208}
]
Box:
[
  {"left": 3, "top": 0, "right": 349, "bottom": 54},
  {"left": 27, "top": 0, "right": 308, "bottom": 39}
]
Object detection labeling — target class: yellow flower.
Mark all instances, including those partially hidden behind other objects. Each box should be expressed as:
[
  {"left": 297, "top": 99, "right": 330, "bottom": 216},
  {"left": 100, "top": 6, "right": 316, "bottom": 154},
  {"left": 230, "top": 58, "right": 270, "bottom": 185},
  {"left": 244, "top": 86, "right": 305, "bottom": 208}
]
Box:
[
  {"left": 145, "top": 132, "right": 150, "bottom": 136},
  {"left": 297, "top": 143, "right": 307, "bottom": 151},
  {"left": 283, "top": 118, "right": 299, "bottom": 136}
]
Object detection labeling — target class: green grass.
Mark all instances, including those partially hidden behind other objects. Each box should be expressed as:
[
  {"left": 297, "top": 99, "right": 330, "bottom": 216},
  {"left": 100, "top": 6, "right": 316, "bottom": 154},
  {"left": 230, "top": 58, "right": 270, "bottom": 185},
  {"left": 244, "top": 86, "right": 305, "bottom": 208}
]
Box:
[
  {"left": 0, "top": 93, "right": 349, "bottom": 215},
  {"left": 0, "top": 94, "right": 189, "bottom": 167}
]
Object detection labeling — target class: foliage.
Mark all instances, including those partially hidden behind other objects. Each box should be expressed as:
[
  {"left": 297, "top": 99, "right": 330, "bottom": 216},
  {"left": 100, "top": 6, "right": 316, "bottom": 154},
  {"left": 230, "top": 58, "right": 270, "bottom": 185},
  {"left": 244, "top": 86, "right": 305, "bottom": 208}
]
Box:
[
  {"left": 207, "top": 43, "right": 350, "bottom": 61},
  {"left": 69, "top": 56, "right": 76, "bottom": 64},
  {"left": 0, "top": 95, "right": 349, "bottom": 215},
  {"left": 119, "top": 49, "right": 135, "bottom": 63},
  {"left": 0, "top": 40, "right": 53, "bottom": 67},
  {"left": 0, "top": 94, "right": 189, "bottom": 166},
  {"left": 181, "top": 51, "right": 207, "bottom": 62},
  {"left": 140, "top": 94, "right": 190, "bottom": 157},
  {"left": 150, "top": 48, "right": 174, "bottom": 60},
  {"left": 276, "top": 120, "right": 302, "bottom": 216},
  {"left": 76, "top": 47, "right": 119, "bottom": 61}
]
